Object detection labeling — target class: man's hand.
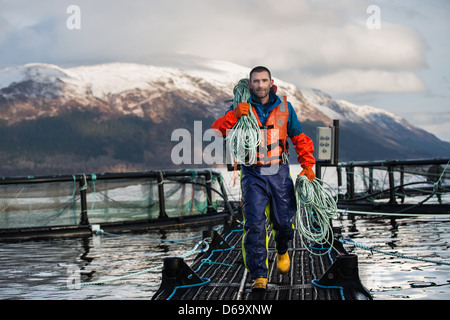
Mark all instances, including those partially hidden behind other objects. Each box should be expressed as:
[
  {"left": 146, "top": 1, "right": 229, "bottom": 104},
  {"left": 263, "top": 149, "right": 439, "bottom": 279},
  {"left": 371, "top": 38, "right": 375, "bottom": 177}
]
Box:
[
  {"left": 298, "top": 167, "right": 315, "bottom": 182},
  {"left": 233, "top": 102, "right": 249, "bottom": 119}
]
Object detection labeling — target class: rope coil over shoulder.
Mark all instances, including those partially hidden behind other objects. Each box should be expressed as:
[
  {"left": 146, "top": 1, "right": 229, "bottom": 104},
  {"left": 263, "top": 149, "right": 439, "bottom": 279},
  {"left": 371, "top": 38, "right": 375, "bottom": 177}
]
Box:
[{"left": 225, "top": 78, "right": 261, "bottom": 166}]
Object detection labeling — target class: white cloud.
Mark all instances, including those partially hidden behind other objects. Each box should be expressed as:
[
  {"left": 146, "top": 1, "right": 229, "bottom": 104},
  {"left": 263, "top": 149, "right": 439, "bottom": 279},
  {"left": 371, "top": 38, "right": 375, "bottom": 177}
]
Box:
[
  {"left": 301, "top": 69, "right": 426, "bottom": 94},
  {"left": 299, "top": 21, "right": 427, "bottom": 71},
  {"left": 0, "top": 1, "right": 440, "bottom": 97},
  {"left": 262, "top": 18, "right": 428, "bottom": 95}
]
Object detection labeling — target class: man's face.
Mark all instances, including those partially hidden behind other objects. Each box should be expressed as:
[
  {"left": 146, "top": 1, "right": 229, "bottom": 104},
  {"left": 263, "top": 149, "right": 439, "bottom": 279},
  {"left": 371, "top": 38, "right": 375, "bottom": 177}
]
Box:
[{"left": 249, "top": 71, "right": 273, "bottom": 103}]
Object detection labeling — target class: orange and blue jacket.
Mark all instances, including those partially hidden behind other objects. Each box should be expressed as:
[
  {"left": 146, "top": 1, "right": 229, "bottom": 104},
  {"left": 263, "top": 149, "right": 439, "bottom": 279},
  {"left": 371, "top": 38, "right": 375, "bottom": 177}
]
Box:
[{"left": 211, "top": 86, "right": 315, "bottom": 168}]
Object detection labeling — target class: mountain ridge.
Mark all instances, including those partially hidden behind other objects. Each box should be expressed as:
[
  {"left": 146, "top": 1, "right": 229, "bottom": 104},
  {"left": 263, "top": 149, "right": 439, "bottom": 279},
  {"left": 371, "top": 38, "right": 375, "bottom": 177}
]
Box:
[{"left": 0, "top": 58, "right": 449, "bottom": 176}]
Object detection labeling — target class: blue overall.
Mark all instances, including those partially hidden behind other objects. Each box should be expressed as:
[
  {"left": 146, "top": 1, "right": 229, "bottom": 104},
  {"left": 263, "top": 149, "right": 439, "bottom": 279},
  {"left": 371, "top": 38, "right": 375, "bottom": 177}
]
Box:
[
  {"left": 238, "top": 88, "right": 300, "bottom": 279},
  {"left": 241, "top": 162, "right": 296, "bottom": 279}
]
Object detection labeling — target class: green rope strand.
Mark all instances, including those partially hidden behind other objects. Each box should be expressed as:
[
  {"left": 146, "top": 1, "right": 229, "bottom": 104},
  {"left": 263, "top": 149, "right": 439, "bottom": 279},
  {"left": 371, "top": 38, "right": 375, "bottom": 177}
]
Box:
[
  {"left": 57, "top": 239, "right": 209, "bottom": 290},
  {"left": 295, "top": 175, "right": 338, "bottom": 255},
  {"left": 225, "top": 78, "right": 261, "bottom": 166},
  {"left": 340, "top": 238, "right": 450, "bottom": 266}
]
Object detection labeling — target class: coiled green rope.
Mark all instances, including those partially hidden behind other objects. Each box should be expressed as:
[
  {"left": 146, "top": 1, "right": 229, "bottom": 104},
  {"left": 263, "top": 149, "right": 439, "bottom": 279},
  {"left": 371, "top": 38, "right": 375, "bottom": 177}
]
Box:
[
  {"left": 225, "top": 78, "right": 261, "bottom": 166},
  {"left": 295, "top": 175, "right": 338, "bottom": 255}
]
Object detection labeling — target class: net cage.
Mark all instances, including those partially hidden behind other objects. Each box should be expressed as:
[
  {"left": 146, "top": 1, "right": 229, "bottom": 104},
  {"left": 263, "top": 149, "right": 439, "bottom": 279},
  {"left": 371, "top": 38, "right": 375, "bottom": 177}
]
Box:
[
  {"left": 320, "top": 159, "right": 450, "bottom": 205},
  {"left": 0, "top": 170, "right": 227, "bottom": 230}
]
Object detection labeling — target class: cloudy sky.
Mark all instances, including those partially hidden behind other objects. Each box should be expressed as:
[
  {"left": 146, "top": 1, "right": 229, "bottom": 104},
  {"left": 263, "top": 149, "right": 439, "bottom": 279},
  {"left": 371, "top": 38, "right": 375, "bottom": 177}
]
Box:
[{"left": 1, "top": 0, "right": 449, "bottom": 141}]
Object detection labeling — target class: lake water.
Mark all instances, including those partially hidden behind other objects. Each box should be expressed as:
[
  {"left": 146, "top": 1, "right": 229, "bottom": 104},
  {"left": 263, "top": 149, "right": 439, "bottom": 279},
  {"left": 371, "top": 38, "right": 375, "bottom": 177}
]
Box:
[{"left": 0, "top": 166, "right": 449, "bottom": 300}]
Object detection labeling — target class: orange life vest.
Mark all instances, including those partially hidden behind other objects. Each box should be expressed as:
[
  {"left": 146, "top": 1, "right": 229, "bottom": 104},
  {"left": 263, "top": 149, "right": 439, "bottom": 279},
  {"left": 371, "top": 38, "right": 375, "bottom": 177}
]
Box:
[{"left": 250, "top": 96, "right": 289, "bottom": 166}]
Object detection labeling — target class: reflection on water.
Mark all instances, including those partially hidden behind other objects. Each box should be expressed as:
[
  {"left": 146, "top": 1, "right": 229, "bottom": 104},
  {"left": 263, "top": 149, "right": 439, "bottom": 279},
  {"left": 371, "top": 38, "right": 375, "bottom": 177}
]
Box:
[
  {"left": 0, "top": 226, "right": 213, "bottom": 300},
  {"left": 0, "top": 165, "right": 449, "bottom": 300},
  {"left": 337, "top": 215, "right": 450, "bottom": 300},
  {"left": 0, "top": 216, "right": 448, "bottom": 300}
]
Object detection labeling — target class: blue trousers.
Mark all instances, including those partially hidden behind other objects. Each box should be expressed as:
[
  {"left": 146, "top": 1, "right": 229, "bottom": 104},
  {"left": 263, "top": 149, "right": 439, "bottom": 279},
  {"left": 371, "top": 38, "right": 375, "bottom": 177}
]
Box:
[{"left": 241, "top": 163, "right": 296, "bottom": 279}]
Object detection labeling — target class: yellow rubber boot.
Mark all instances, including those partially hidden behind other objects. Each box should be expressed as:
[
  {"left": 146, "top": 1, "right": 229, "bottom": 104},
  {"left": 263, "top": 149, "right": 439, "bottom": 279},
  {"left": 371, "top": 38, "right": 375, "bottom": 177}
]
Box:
[
  {"left": 277, "top": 252, "right": 290, "bottom": 275},
  {"left": 251, "top": 278, "right": 268, "bottom": 291}
]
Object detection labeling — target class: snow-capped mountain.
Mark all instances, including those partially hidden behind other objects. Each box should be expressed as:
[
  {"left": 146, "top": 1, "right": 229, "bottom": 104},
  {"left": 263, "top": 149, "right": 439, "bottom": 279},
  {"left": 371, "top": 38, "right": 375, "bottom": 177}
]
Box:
[
  {"left": 0, "top": 62, "right": 229, "bottom": 122},
  {"left": 302, "top": 88, "right": 412, "bottom": 130},
  {"left": 0, "top": 58, "right": 449, "bottom": 175},
  {"left": 0, "top": 61, "right": 328, "bottom": 124},
  {"left": 301, "top": 88, "right": 450, "bottom": 161}
]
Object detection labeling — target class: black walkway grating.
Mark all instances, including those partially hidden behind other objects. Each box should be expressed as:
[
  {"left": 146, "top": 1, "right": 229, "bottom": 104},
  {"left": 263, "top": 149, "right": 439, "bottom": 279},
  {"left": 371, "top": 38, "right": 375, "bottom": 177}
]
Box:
[{"left": 152, "top": 216, "right": 351, "bottom": 300}]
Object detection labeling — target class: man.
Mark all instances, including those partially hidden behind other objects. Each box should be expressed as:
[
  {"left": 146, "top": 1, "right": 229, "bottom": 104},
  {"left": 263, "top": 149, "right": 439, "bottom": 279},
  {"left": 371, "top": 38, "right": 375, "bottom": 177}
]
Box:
[{"left": 211, "top": 66, "right": 315, "bottom": 290}]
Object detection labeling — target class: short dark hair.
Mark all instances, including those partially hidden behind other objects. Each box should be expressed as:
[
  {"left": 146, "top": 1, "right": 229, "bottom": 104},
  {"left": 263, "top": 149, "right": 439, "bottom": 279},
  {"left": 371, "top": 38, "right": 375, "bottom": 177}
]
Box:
[{"left": 249, "top": 66, "right": 271, "bottom": 80}]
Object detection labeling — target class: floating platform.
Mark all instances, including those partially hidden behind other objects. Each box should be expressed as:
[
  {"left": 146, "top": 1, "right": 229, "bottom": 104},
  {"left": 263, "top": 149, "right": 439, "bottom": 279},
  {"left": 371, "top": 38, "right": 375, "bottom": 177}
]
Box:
[{"left": 152, "top": 214, "right": 372, "bottom": 301}]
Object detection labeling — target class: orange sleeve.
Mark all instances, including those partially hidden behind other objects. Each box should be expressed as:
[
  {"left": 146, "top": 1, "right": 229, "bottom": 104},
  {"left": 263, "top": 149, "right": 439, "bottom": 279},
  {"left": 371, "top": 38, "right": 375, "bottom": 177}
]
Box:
[
  {"left": 291, "top": 133, "right": 315, "bottom": 168},
  {"left": 211, "top": 110, "right": 238, "bottom": 137}
]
